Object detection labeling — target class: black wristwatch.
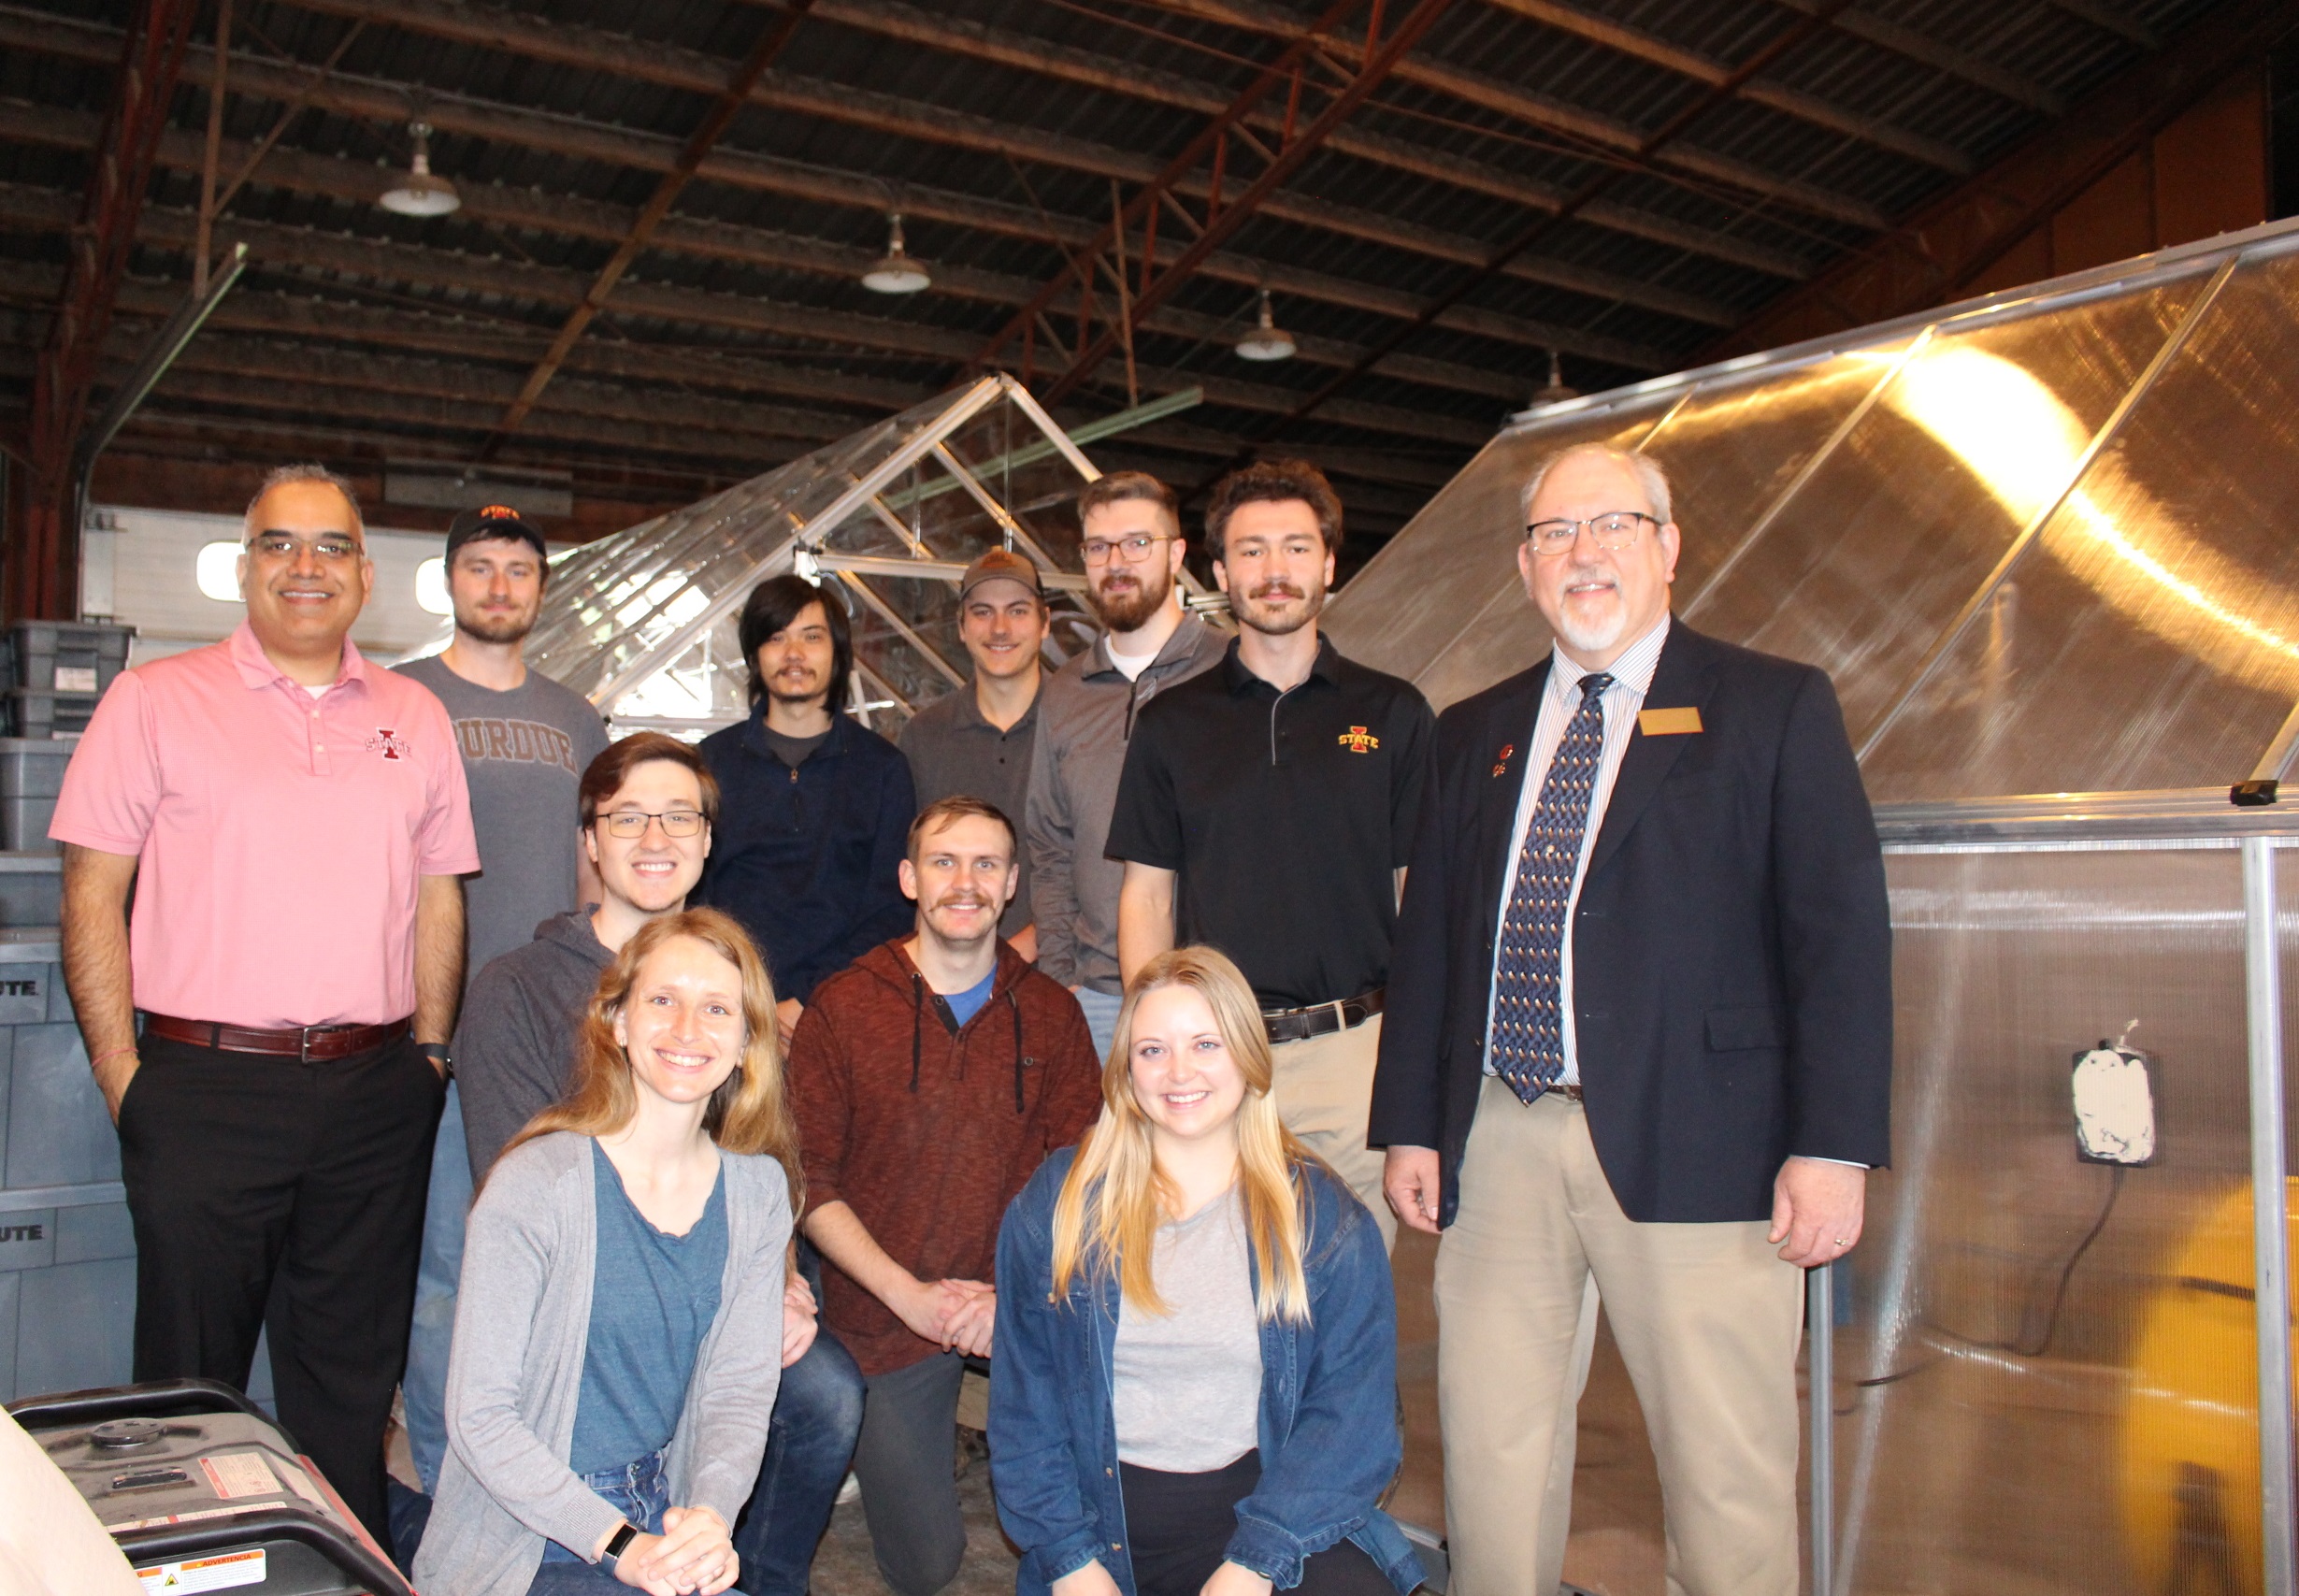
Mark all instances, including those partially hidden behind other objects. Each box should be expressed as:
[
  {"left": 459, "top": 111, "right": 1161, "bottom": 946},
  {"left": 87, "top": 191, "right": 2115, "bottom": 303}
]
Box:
[
  {"left": 600, "top": 1522, "right": 639, "bottom": 1571},
  {"left": 418, "top": 1042, "right": 452, "bottom": 1075}
]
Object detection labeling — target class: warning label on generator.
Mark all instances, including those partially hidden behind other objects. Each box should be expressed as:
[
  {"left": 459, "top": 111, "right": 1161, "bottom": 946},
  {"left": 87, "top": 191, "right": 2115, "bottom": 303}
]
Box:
[
  {"left": 198, "top": 1452, "right": 282, "bottom": 1500},
  {"left": 133, "top": 1547, "right": 265, "bottom": 1591}
]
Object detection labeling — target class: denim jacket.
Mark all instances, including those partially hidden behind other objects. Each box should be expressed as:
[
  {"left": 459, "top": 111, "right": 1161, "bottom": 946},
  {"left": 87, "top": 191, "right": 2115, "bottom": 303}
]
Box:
[{"left": 991, "top": 1148, "right": 1425, "bottom": 1595}]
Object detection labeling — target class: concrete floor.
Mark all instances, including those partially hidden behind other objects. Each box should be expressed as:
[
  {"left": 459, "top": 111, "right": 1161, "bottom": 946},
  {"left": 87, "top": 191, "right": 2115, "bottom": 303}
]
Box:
[
  {"left": 805, "top": 1231, "right": 1681, "bottom": 1596},
  {"left": 1387, "top": 1228, "right": 1672, "bottom": 1596}
]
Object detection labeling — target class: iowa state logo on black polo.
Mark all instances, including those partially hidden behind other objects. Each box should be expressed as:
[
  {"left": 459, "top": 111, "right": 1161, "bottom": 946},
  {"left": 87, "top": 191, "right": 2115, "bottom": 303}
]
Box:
[{"left": 1337, "top": 726, "right": 1380, "bottom": 754}]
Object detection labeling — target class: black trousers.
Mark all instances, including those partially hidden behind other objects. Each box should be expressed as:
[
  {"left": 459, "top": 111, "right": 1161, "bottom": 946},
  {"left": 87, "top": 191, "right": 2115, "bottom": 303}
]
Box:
[
  {"left": 1118, "top": 1452, "right": 1395, "bottom": 1596},
  {"left": 117, "top": 1030, "right": 443, "bottom": 1545}
]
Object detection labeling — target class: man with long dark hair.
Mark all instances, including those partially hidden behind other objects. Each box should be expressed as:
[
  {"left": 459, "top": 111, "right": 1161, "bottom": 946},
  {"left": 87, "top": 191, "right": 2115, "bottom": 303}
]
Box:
[{"left": 697, "top": 575, "right": 915, "bottom": 1043}]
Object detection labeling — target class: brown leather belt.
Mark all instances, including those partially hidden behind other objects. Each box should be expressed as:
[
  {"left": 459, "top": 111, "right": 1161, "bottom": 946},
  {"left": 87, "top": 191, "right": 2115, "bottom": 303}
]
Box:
[
  {"left": 144, "top": 1014, "right": 410, "bottom": 1062},
  {"left": 1262, "top": 987, "right": 1385, "bottom": 1046}
]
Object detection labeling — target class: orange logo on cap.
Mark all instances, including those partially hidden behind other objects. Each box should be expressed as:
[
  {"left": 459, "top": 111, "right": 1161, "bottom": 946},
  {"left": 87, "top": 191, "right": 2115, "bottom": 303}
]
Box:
[
  {"left": 1338, "top": 726, "right": 1379, "bottom": 754},
  {"left": 480, "top": 504, "right": 519, "bottom": 519}
]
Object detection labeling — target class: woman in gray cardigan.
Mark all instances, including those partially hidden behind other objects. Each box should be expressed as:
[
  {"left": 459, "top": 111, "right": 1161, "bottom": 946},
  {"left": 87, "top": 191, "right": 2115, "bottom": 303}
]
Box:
[{"left": 416, "top": 909, "right": 802, "bottom": 1596}]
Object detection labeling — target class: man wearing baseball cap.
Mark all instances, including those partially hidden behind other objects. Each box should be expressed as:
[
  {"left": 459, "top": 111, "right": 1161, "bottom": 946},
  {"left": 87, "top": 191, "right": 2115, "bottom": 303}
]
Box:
[
  {"left": 897, "top": 547, "right": 1049, "bottom": 962},
  {"left": 394, "top": 502, "right": 610, "bottom": 1531}
]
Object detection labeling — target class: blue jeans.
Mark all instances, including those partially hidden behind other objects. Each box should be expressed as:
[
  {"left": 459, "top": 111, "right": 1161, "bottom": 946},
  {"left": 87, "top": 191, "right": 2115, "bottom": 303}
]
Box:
[
  {"left": 732, "top": 1278, "right": 867, "bottom": 1593},
  {"left": 1073, "top": 985, "right": 1122, "bottom": 1065},
  {"left": 529, "top": 1448, "right": 670, "bottom": 1589},
  {"left": 406, "top": 1080, "right": 471, "bottom": 1493}
]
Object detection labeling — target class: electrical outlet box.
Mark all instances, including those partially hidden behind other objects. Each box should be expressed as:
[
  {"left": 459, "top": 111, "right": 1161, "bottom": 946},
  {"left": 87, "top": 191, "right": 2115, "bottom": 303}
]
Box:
[{"left": 2072, "top": 1043, "right": 2157, "bottom": 1166}]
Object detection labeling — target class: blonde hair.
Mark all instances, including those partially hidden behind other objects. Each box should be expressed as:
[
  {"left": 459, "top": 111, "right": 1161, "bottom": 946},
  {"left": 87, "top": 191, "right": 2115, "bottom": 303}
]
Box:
[
  {"left": 500, "top": 909, "right": 802, "bottom": 1206},
  {"left": 1050, "top": 946, "right": 1314, "bottom": 1322}
]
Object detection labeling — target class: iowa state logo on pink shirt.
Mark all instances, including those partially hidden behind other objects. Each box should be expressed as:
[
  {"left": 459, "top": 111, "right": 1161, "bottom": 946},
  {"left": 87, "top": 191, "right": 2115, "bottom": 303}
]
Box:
[{"left": 366, "top": 727, "right": 413, "bottom": 761}]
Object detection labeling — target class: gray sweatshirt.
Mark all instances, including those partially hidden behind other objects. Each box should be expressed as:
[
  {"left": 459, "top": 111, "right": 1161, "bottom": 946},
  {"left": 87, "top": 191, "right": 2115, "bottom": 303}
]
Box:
[
  {"left": 1025, "top": 614, "right": 1227, "bottom": 993},
  {"left": 455, "top": 909, "right": 614, "bottom": 1186},
  {"left": 414, "top": 1131, "right": 791, "bottom": 1596}
]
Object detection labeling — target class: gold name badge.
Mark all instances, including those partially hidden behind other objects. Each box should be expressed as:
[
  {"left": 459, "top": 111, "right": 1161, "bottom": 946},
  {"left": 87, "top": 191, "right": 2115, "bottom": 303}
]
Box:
[{"left": 1637, "top": 706, "right": 1703, "bottom": 736}]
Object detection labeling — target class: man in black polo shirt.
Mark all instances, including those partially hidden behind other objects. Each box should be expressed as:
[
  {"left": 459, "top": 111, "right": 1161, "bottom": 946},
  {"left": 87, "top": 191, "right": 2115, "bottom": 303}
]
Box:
[{"left": 1109, "top": 458, "right": 1432, "bottom": 1247}]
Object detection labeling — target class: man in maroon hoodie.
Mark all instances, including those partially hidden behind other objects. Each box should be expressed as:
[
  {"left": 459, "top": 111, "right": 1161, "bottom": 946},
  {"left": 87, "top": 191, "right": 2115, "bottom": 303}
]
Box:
[{"left": 789, "top": 794, "right": 1102, "bottom": 1595}]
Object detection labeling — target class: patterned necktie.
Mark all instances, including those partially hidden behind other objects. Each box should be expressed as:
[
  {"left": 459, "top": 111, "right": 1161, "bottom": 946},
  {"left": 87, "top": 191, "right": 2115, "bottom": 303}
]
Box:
[{"left": 1491, "top": 672, "right": 1614, "bottom": 1103}]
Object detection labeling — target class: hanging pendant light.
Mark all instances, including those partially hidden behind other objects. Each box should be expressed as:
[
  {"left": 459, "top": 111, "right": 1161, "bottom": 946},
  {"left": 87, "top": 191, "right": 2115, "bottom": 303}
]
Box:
[
  {"left": 1235, "top": 287, "right": 1296, "bottom": 362},
  {"left": 379, "top": 121, "right": 461, "bottom": 217},
  {"left": 1530, "top": 349, "right": 1579, "bottom": 409},
  {"left": 861, "top": 213, "right": 931, "bottom": 295}
]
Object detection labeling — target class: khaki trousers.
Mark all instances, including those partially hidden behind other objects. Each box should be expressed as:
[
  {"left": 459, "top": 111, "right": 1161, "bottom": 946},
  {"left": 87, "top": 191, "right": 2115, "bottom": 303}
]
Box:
[
  {"left": 1436, "top": 1077, "right": 1803, "bottom": 1596},
  {"left": 1271, "top": 1014, "right": 1395, "bottom": 1253}
]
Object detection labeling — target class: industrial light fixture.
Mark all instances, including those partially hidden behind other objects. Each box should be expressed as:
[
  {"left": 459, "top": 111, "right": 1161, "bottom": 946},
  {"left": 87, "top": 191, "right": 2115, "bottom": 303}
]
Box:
[
  {"left": 1235, "top": 287, "right": 1296, "bottom": 362},
  {"left": 1530, "top": 349, "right": 1579, "bottom": 409},
  {"left": 379, "top": 121, "right": 461, "bottom": 217},
  {"left": 860, "top": 214, "right": 931, "bottom": 295}
]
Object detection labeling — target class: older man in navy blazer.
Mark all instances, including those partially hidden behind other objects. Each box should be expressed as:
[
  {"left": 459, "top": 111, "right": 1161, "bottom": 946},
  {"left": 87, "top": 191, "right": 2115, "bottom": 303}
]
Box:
[{"left": 1372, "top": 442, "right": 1891, "bottom": 1596}]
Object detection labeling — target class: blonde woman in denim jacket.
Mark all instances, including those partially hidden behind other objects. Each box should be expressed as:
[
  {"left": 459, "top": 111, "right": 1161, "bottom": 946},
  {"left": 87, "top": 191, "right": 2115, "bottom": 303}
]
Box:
[{"left": 991, "top": 947, "right": 1425, "bottom": 1596}]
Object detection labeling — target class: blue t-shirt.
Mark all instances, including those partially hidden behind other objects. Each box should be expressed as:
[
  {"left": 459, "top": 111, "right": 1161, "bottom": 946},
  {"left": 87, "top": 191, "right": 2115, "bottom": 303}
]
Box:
[
  {"left": 569, "top": 1141, "right": 729, "bottom": 1474},
  {"left": 944, "top": 967, "right": 998, "bottom": 1028}
]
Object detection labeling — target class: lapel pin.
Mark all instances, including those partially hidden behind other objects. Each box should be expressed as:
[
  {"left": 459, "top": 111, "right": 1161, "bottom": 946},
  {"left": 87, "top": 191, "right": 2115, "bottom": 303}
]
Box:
[{"left": 1492, "top": 742, "right": 1514, "bottom": 778}]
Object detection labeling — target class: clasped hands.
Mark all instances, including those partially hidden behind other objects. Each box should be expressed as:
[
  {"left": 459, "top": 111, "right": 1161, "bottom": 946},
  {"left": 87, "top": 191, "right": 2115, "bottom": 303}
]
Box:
[
  {"left": 894, "top": 1273, "right": 996, "bottom": 1357},
  {"left": 597, "top": 1504, "right": 736, "bottom": 1595}
]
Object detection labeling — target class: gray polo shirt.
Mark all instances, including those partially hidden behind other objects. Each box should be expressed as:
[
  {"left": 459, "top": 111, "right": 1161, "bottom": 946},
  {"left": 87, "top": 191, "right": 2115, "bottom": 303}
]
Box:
[
  {"left": 1025, "top": 613, "right": 1228, "bottom": 994},
  {"left": 898, "top": 683, "right": 1040, "bottom": 938}
]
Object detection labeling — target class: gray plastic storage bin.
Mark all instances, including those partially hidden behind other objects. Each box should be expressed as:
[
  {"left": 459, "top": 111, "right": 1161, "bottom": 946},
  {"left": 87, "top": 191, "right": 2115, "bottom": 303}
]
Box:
[
  {"left": 6, "top": 689, "right": 97, "bottom": 740},
  {"left": 7, "top": 621, "right": 131, "bottom": 697},
  {"left": 0, "top": 738, "right": 74, "bottom": 853}
]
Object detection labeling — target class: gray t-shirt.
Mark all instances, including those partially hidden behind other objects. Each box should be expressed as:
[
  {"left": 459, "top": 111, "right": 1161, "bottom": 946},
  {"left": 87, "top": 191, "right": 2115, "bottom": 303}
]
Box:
[
  {"left": 898, "top": 683, "right": 1038, "bottom": 937},
  {"left": 1113, "top": 1186, "right": 1262, "bottom": 1472},
  {"left": 395, "top": 654, "right": 611, "bottom": 981},
  {"left": 759, "top": 725, "right": 832, "bottom": 769}
]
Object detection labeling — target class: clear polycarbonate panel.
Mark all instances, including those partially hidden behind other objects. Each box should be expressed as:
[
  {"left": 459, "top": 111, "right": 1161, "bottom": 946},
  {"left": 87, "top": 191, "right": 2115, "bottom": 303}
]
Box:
[
  {"left": 1404, "top": 348, "right": 1918, "bottom": 712},
  {"left": 1636, "top": 344, "right": 1908, "bottom": 601},
  {"left": 1683, "top": 278, "right": 2204, "bottom": 748},
  {"left": 842, "top": 570, "right": 970, "bottom": 721},
  {"left": 524, "top": 402, "right": 924, "bottom": 702},
  {"left": 521, "top": 378, "right": 1104, "bottom": 723},
  {"left": 608, "top": 611, "right": 750, "bottom": 726},
  {"left": 1322, "top": 395, "right": 1677, "bottom": 707},
  {"left": 1861, "top": 252, "right": 2299, "bottom": 800},
  {"left": 923, "top": 400, "right": 1099, "bottom": 575},
  {"left": 1838, "top": 844, "right": 2259, "bottom": 1594}
]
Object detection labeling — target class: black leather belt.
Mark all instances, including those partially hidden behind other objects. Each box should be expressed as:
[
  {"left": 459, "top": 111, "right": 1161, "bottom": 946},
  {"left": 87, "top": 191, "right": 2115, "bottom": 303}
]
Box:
[
  {"left": 1262, "top": 987, "right": 1385, "bottom": 1046},
  {"left": 144, "top": 1014, "right": 411, "bottom": 1062}
]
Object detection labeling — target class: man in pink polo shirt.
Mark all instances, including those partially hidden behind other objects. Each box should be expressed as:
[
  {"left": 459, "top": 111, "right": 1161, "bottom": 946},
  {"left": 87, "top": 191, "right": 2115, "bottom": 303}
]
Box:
[{"left": 52, "top": 463, "right": 477, "bottom": 1546}]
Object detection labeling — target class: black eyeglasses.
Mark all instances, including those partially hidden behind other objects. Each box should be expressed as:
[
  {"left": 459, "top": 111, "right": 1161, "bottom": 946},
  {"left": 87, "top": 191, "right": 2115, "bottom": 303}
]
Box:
[{"left": 598, "top": 810, "right": 706, "bottom": 839}]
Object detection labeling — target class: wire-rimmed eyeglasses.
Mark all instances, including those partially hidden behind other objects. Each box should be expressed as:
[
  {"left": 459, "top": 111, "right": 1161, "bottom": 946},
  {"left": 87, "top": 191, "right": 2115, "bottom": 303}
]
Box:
[{"left": 1523, "top": 511, "right": 1658, "bottom": 556}]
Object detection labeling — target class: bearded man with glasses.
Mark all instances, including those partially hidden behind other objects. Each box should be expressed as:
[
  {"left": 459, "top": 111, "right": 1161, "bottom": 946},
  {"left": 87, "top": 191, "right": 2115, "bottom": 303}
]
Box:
[
  {"left": 1024, "top": 472, "right": 1227, "bottom": 1058},
  {"left": 54, "top": 463, "right": 478, "bottom": 1548}
]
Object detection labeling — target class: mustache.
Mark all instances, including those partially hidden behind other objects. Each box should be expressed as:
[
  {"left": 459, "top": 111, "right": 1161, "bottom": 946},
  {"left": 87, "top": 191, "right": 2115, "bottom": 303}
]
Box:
[{"left": 1248, "top": 581, "right": 1306, "bottom": 599}]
